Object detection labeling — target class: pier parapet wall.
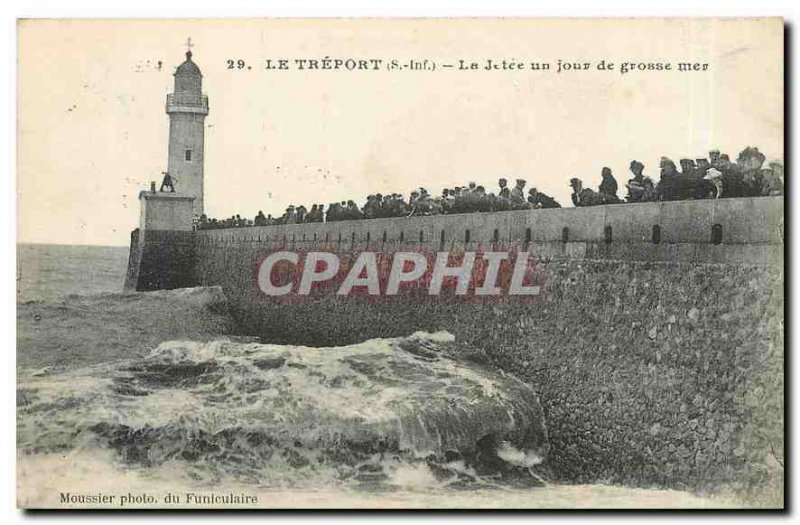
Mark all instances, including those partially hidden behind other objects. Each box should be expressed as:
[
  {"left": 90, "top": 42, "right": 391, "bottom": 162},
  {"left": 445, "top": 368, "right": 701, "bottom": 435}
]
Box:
[
  {"left": 192, "top": 197, "right": 783, "bottom": 348},
  {"left": 195, "top": 196, "right": 783, "bottom": 266}
]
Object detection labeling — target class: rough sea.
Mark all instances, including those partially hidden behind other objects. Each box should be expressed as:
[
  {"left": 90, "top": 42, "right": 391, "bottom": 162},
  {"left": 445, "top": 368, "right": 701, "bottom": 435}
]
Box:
[{"left": 16, "top": 243, "right": 742, "bottom": 508}]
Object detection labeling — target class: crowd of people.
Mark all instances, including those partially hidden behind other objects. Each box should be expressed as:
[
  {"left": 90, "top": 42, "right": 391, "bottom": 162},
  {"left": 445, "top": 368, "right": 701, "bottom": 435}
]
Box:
[
  {"left": 195, "top": 178, "right": 561, "bottom": 229},
  {"left": 194, "top": 146, "right": 783, "bottom": 230},
  {"left": 569, "top": 147, "right": 784, "bottom": 208}
]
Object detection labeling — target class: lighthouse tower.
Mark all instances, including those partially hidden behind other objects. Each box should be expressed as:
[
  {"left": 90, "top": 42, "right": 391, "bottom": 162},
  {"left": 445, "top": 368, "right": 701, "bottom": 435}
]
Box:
[{"left": 166, "top": 47, "right": 209, "bottom": 215}]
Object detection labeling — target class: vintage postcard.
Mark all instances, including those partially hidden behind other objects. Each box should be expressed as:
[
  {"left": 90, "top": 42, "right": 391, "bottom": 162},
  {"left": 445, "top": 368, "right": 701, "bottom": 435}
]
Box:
[{"left": 16, "top": 18, "right": 784, "bottom": 509}]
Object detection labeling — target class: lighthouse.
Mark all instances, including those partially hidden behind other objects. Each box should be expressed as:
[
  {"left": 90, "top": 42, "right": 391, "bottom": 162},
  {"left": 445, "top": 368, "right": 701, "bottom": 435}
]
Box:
[{"left": 165, "top": 45, "right": 209, "bottom": 216}]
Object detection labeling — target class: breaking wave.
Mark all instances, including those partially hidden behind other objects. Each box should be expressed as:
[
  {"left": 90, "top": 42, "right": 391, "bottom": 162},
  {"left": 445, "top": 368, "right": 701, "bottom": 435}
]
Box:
[{"left": 18, "top": 330, "right": 549, "bottom": 490}]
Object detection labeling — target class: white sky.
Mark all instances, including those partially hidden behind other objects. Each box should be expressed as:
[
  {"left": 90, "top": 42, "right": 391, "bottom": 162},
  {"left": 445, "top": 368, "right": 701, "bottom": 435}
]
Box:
[{"left": 17, "top": 18, "right": 783, "bottom": 246}]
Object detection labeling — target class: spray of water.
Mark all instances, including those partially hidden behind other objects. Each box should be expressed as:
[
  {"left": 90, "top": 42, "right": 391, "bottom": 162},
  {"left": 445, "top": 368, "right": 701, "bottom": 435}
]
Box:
[{"left": 18, "top": 331, "right": 549, "bottom": 490}]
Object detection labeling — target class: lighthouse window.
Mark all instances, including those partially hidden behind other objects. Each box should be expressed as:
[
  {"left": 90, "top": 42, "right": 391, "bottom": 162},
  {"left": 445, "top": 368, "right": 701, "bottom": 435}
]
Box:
[{"left": 184, "top": 149, "right": 193, "bottom": 161}]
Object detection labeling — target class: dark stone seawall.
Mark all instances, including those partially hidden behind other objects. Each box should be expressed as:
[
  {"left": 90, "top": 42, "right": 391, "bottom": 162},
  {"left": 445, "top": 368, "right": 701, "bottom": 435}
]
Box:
[
  {"left": 131, "top": 197, "right": 784, "bottom": 496},
  {"left": 195, "top": 252, "right": 783, "bottom": 496},
  {"left": 124, "top": 229, "right": 196, "bottom": 291}
]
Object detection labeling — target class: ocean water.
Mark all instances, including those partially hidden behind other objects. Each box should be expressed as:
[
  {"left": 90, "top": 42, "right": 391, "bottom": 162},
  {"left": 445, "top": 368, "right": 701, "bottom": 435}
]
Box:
[
  {"left": 17, "top": 243, "right": 130, "bottom": 302},
  {"left": 16, "top": 243, "right": 744, "bottom": 509}
]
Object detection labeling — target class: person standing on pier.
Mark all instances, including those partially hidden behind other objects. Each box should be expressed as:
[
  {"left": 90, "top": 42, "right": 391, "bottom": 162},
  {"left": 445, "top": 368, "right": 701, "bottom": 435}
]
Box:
[
  {"left": 625, "top": 161, "right": 646, "bottom": 202},
  {"left": 159, "top": 171, "right": 176, "bottom": 193},
  {"left": 510, "top": 179, "right": 527, "bottom": 209},
  {"left": 498, "top": 178, "right": 510, "bottom": 199},
  {"left": 599, "top": 167, "right": 619, "bottom": 201}
]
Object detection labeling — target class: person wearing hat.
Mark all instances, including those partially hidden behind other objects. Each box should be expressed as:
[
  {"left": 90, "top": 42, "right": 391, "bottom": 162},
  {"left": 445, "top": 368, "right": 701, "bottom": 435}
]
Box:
[
  {"left": 761, "top": 160, "right": 784, "bottom": 196},
  {"left": 344, "top": 199, "right": 362, "bottom": 220},
  {"left": 430, "top": 194, "right": 444, "bottom": 216},
  {"left": 528, "top": 187, "right": 561, "bottom": 209},
  {"left": 510, "top": 178, "right": 527, "bottom": 209},
  {"left": 474, "top": 185, "right": 490, "bottom": 212},
  {"left": 281, "top": 205, "right": 297, "bottom": 224},
  {"left": 709, "top": 149, "right": 721, "bottom": 168},
  {"left": 445, "top": 186, "right": 459, "bottom": 214},
  {"left": 693, "top": 159, "right": 712, "bottom": 199},
  {"left": 679, "top": 158, "right": 696, "bottom": 175},
  {"left": 709, "top": 153, "right": 740, "bottom": 198},
  {"left": 297, "top": 205, "right": 309, "bottom": 223},
  {"left": 737, "top": 146, "right": 766, "bottom": 171},
  {"left": 441, "top": 188, "right": 455, "bottom": 214},
  {"left": 570, "top": 177, "right": 600, "bottom": 207},
  {"left": 736, "top": 147, "right": 767, "bottom": 197},
  {"left": 703, "top": 168, "right": 724, "bottom": 199},
  {"left": 492, "top": 186, "right": 511, "bottom": 212},
  {"left": 498, "top": 178, "right": 511, "bottom": 199},
  {"left": 391, "top": 194, "right": 404, "bottom": 217},
  {"left": 768, "top": 159, "right": 784, "bottom": 178},
  {"left": 570, "top": 178, "right": 584, "bottom": 206},
  {"left": 362, "top": 194, "right": 379, "bottom": 219},
  {"left": 659, "top": 157, "right": 680, "bottom": 201},
  {"left": 678, "top": 158, "right": 702, "bottom": 200},
  {"left": 626, "top": 160, "right": 646, "bottom": 202},
  {"left": 641, "top": 176, "right": 658, "bottom": 202},
  {"left": 599, "top": 167, "right": 620, "bottom": 203},
  {"left": 384, "top": 193, "right": 397, "bottom": 218},
  {"left": 463, "top": 182, "right": 479, "bottom": 212},
  {"left": 326, "top": 202, "right": 341, "bottom": 222},
  {"left": 305, "top": 204, "right": 318, "bottom": 223}
]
